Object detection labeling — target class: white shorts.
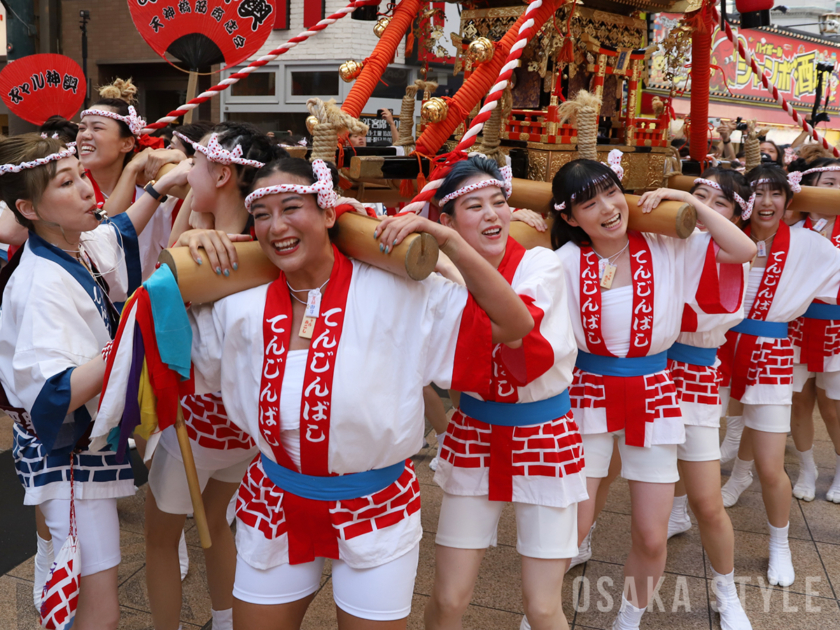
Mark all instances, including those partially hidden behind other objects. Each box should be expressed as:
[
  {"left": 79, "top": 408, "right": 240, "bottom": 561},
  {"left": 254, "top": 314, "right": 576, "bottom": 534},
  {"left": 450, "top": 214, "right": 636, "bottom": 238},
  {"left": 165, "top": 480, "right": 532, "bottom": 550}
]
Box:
[
  {"left": 435, "top": 493, "right": 578, "bottom": 559},
  {"left": 149, "top": 441, "right": 253, "bottom": 515},
  {"left": 40, "top": 497, "right": 120, "bottom": 577},
  {"left": 677, "top": 425, "right": 721, "bottom": 462},
  {"left": 582, "top": 431, "right": 679, "bottom": 483},
  {"left": 232, "top": 543, "right": 420, "bottom": 621},
  {"left": 792, "top": 364, "right": 840, "bottom": 399},
  {"left": 743, "top": 403, "right": 791, "bottom": 433}
]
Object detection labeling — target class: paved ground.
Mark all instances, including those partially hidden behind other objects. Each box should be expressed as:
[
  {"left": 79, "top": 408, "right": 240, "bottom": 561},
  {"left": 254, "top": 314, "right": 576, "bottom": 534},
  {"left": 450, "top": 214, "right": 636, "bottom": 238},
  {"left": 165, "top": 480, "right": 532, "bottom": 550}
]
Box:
[{"left": 3, "top": 402, "right": 840, "bottom": 629}]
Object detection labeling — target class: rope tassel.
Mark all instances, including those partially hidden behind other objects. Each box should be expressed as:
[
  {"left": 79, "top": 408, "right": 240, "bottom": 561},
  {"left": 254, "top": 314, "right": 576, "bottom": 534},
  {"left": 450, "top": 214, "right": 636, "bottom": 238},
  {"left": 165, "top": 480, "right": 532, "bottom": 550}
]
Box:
[{"left": 558, "top": 90, "right": 602, "bottom": 161}]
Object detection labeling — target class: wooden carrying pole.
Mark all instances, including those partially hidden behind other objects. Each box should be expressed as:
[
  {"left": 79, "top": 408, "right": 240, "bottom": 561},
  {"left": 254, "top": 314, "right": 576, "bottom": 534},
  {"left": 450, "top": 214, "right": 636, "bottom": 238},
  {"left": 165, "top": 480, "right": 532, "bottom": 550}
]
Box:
[
  {"left": 158, "top": 212, "right": 439, "bottom": 304},
  {"left": 668, "top": 174, "right": 840, "bottom": 216},
  {"left": 183, "top": 72, "right": 199, "bottom": 124},
  {"left": 175, "top": 404, "right": 212, "bottom": 548},
  {"left": 508, "top": 179, "right": 697, "bottom": 238}
]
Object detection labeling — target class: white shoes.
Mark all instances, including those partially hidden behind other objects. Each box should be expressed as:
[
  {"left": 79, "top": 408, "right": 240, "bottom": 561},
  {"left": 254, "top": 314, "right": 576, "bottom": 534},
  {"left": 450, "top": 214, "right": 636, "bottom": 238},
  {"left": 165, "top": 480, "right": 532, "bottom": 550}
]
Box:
[
  {"left": 667, "top": 495, "right": 692, "bottom": 539},
  {"left": 827, "top": 454, "right": 840, "bottom": 503},
  {"left": 33, "top": 533, "right": 54, "bottom": 610},
  {"left": 767, "top": 522, "right": 795, "bottom": 587},
  {"left": 793, "top": 447, "right": 818, "bottom": 501},
  {"left": 720, "top": 416, "right": 745, "bottom": 464},
  {"left": 711, "top": 567, "right": 753, "bottom": 630},
  {"left": 722, "top": 458, "right": 753, "bottom": 508},
  {"left": 568, "top": 522, "right": 595, "bottom": 571},
  {"left": 179, "top": 530, "right": 189, "bottom": 581}
]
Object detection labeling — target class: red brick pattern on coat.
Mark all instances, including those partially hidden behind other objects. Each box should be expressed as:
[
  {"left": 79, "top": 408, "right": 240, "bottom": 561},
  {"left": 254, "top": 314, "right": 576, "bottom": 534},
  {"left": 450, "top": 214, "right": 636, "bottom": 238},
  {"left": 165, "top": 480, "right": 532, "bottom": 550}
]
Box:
[
  {"left": 746, "top": 339, "right": 795, "bottom": 387},
  {"left": 668, "top": 360, "right": 722, "bottom": 406},
  {"left": 181, "top": 393, "right": 255, "bottom": 451},
  {"left": 236, "top": 458, "right": 420, "bottom": 542},
  {"left": 440, "top": 410, "right": 584, "bottom": 478},
  {"left": 568, "top": 368, "right": 681, "bottom": 420},
  {"left": 790, "top": 317, "right": 804, "bottom": 349}
]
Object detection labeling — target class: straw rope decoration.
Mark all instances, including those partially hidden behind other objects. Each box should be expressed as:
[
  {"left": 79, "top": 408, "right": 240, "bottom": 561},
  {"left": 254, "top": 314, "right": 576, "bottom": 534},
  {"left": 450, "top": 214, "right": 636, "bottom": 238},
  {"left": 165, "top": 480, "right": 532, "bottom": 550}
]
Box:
[
  {"left": 399, "top": 0, "right": 548, "bottom": 214},
  {"left": 710, "top": 5, "right": 840, "bottom": 158},
  {"left": 140, "top": 0, "right": 380, "bottom": 133}
]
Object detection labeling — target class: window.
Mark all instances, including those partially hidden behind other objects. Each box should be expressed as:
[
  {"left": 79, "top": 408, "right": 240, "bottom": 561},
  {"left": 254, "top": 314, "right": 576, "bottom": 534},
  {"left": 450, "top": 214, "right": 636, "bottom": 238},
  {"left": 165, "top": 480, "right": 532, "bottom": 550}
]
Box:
[
  {"left": 291, "top": 70, "right": 339, "bottom": 96},
  {"left": 231, "top": 72, "right": 276, "bottom": 97},
  {"left": 371, "top": 67, "right": 410, "bottom": 100}
]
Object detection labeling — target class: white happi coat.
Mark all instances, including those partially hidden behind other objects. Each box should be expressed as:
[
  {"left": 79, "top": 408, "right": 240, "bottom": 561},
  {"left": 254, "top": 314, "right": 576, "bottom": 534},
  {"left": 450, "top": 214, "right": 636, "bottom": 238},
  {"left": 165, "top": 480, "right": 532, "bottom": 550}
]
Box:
[
  {"left": 556, "top": 230, "right": 715, "bottom": 446},
  {"left": 188, "top": 257, "right": 490, "bottom": 569},
  {"left": 434, "top": 239, "right": 587, "bottom": 508},
  {"left": 0, "top": 216, "right": 140, "bottom": 504}
]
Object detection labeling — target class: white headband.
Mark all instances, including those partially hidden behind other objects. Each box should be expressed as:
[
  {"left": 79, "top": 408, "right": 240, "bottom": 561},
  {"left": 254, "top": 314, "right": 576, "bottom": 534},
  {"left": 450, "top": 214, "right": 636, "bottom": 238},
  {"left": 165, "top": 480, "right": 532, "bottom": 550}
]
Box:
[
  {"left": 438, "top": 165, "right": 513, "bottom": 206},
  {"left": 81, "top": 106, "right": 146, "bottom": 136},
  {"left": 40, "top": 132, "right": 76, "bottom": 149},
  {"left": 175, "top": 131, "right": 265, "bottom": 169},
  {"left": 244, "top": 159, "right": 337, "bottom": 212},
  {"left": 693, "top": 178, "right": 752, "bottom": 220},
  {"left": 0, "top": 145, "right": 76, "bottom": 175},
  {"left": 553, "top": 150, "right": 625, "bottom": 212}
]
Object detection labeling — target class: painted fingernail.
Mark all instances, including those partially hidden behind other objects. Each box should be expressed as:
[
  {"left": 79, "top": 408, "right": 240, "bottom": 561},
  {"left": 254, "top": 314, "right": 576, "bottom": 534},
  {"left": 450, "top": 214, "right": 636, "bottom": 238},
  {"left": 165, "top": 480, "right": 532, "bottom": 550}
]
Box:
[
  {"left": 196, "top": 257, "right": 202, "bottom": 265},
  {"left": 215, "top": 267, "right": 221, "bottom": 275},
  {"left": 373, "top": 231, "right": 378, "bottom": 238},
  {"left": 224, "top": 269, "right": 230, "bottom": 277},
  {"left": 380, "top": 243, "right": 384, "bottom": 252},
  {"left": 233, "top": 262, "right": 238, "bottom": 271},
  {"left": 393, "top": 239, "right": 397, "bottom": 246},
  {"left": 385, "top": 245, "right": 390, "bottom": 254}
]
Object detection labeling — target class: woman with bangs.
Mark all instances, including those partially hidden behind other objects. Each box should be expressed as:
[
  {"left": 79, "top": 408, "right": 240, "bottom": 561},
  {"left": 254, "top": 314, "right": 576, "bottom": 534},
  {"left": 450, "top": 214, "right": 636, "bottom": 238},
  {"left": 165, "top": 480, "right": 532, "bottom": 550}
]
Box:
[
  {"left": 551, "top": 159, "right": 755, "bottom": 629},
  {"left": 421, "top": 156, "right": 585, "bottom": 630},
  {"left": 717, "top": 164, "right": 840, "bottom": 589},
  {"left": 0, "top": 133, "right": 190, "bottom": 629}
]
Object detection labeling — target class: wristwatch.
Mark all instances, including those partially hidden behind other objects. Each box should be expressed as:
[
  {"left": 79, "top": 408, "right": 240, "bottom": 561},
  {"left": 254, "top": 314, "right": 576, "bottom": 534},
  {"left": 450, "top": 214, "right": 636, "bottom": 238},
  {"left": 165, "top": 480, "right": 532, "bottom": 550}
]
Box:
[
  {"left": 722, "top": 139, "right": 731, "bottom": 144},
  {"left": 144, "top": 180, "right": 168, "bottom": 203}
]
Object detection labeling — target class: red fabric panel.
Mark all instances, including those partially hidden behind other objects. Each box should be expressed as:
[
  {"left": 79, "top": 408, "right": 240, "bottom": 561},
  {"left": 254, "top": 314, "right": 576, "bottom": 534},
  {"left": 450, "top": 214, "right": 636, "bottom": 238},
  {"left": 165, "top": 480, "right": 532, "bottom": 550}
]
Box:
[
  {"left": 274, "top": 0, "right": 290, "bottom": 29},
  {"left": 303, "top": 0, "right": 325, "bottom": 29}
]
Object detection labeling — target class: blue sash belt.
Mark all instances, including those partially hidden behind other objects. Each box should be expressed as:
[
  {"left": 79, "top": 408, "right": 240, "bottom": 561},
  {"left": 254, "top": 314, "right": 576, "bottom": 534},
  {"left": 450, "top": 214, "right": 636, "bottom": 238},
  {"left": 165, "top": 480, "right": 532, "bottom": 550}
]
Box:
[
  {"left": 730, "top": 319, "right": 788, "bottom": 338},
  {"left": 260, "top": 454, "right": 404, "bottom": 502},
  {"left": 575, "top": 350, "right": 668, "bottom": 377},
  {"left": 666, "top": 342, "right": 718, "bottom": 368},
  {"left": 460, "top": 390, "right": 571, "bottom": 427},
  {"left": 803, "top": 303, "right": 840, "bottom": 321}
]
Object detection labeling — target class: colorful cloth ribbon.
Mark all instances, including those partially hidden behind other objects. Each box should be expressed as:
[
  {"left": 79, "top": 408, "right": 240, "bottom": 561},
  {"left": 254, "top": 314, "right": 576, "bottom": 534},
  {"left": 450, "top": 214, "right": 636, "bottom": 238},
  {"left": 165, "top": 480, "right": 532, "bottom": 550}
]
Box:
[
  {"left": 81, "top": 106, "right": 146, "bottom": 137},
  {"left": 245, "top": 159, "right": 337, "bottom": 211}
]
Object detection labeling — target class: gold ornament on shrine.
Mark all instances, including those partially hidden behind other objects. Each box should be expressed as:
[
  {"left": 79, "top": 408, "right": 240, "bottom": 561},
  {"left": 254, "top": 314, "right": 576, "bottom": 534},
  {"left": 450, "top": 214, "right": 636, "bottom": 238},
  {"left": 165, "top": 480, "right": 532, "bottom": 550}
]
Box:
[
  {"left": 467, "top": 37, "right": 494, "bottom": 65},
  {"left": 339, "top": 60, "right": 365, "bottom": 83},
  {"left": 421, "top": 97, "right": 448, "bottom": 123},
  {"left": 373, "top": 16, "right": 391, "bottom": 38},
  {"left": 305, "top": 115, "right": 319, "bottom": 134}
]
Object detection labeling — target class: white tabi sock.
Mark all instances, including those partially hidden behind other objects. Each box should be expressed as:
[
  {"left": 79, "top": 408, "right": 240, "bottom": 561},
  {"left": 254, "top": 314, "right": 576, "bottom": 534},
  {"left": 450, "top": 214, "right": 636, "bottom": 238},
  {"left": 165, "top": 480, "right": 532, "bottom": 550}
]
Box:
[
  {"left": 767, "top": 522, "right": 795, "bottom": 587},
  {"left": 612, "top": 595, "right": 646, "bottom": 630},
  {"left": 793, "top": 447, "right": 818, "bottom": 501},
  {"left": 710, "top": 566, "right": 752, "bottom": 630},
  {"left": 667, "top": 494, "right": 692, "bottom": 538},
  {"left": 720, "top": 416, "right": 745, "bottom": 463},
  {"left": 179, "top": 530, "right": 189, "bottom": 581},
  {"left": 211, "top": 608, "right": 233, "bottom": 630},
  {"left": 721, "top": 458, "right": 753, "bottom": 508},
  {"left": 827, "top": 453, "right": 840, "bottom": 503},
  {"left": 33, "top": 533, "right": 54, "bottom": 609},
  {"left": 568, "top": 521, "right": 596, "bottom": 571}
]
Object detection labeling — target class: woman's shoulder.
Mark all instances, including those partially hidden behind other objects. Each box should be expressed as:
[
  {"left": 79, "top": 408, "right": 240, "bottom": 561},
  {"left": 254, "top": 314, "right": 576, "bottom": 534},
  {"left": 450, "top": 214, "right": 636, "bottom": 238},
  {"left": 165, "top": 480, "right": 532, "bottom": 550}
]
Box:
[{"left": 555, "top": 241, "right": 580, "bottom": 261}]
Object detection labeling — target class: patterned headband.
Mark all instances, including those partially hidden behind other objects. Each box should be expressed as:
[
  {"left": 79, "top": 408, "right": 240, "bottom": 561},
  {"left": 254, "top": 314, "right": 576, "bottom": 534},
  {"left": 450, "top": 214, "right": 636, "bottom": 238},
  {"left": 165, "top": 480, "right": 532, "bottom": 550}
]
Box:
[
  {"left": 0, "top": 145, "right": 76, "bottom": 175},
  {"left": 81, "top": 106, "right": 146, "bottom": 136},
  {"left": 244, "top": 159, "right": 337, "bottom": 212},
  {"left": 693, "top": 178, "right": 751, "bottom": 220},
  {"left": 175, "top": 131, "right": 265, "bottom": 169},
  {"left": 554, "top": 150, "right": 626, "bottom": 211},
  {"left": 801, "top": 165, "right": 840, "bottom": 178},
  {"left": 40, "top": 132, "right": 76, "bottom": 148},
  {"left": 438, "top": 165, "right": 513, "bottom": 206}
]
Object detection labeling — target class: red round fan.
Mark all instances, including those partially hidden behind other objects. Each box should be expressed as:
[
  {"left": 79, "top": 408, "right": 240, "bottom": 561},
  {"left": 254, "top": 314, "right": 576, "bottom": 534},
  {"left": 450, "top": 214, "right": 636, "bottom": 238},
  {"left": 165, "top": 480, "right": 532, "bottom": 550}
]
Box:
[
  {"left": 0, "top": 54, "right": 86, "bottom": 126},
  {"left": 128, "top": 0, "right": 277, "bottom": 71}
]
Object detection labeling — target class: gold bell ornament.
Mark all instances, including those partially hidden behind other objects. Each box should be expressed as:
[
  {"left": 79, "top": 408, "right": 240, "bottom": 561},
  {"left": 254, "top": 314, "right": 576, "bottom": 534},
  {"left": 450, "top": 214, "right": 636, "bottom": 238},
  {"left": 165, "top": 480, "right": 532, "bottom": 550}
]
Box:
[
  {"left": 421, "top": 97, "right": 448, "bottom": 124},
  {"left": 467, "top": 37, "right": 494, "bottom": 65},
  {"left": 373, "top": 16, "right": 391, "bottom": 38},
  {"left": 305, "top": 115, "right": 319, "bottom": 134},
  {"left": 339, "top": 60, "right": 364, "bottom": 83}
]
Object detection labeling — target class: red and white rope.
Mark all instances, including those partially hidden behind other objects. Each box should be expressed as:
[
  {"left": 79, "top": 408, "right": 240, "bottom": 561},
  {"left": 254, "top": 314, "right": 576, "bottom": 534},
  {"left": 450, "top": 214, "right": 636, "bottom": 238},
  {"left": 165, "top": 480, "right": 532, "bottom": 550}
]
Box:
[
  {"left": 712, "top": 6, "right": 840, "bottom": 158},
  {"left": 400, "top": 0, "right": 546, "bottom": 214},
  {"left": 141, "top": 0, "right": 380, "bottom": 133}
]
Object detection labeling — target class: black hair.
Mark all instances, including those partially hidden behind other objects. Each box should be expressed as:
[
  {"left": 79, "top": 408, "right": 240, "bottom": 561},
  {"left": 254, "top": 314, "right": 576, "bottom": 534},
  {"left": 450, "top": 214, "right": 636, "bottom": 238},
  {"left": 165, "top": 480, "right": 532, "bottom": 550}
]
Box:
[
  {"left": 89, "top": 97, "right": 134, "bottom": 139},
  {"left": 208, "top": 121, "right": 289, "bottom": 199},
  {"left": 173, "top": 121, "right": 215, "bottom": 156},
  {"left": 39, "top": 116, "right": 79, "bottom": 145},
  {"left": 691, "top": 167, "right": 750, "bottom": 218},
  {"left": 746, "top": 163, "right": 794, "bottom": 205},
  {"left": 550, "top": 159, "right": 624, "bottom": 249},
  {"left": 759, "top": 139, "right": 783, "bottom": 167},
  {"left": 436, "top": 156, "right": 505, "bottom": 215},
  {"left": 795, "top": 157, "right": 840, "bottom": 187},
  {"left": 251, "top": 157, "right": 340, "bottom": 197}
]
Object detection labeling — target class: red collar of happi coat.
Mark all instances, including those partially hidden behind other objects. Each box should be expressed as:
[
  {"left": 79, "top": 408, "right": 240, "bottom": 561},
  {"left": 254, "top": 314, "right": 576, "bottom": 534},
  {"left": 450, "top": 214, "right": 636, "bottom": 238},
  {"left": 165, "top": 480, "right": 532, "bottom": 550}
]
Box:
[
  {"left": 579, "top": 230, "right": 654, "bottom": 358},
  {"left": 259, "top": 245, "right": 352, "bottom": 476},
  {"left": 743, "top": 221, "right": 790, "bottom": 321},
  {"left": 804, "top": 215, "right": 840, "bottom": 249}
]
